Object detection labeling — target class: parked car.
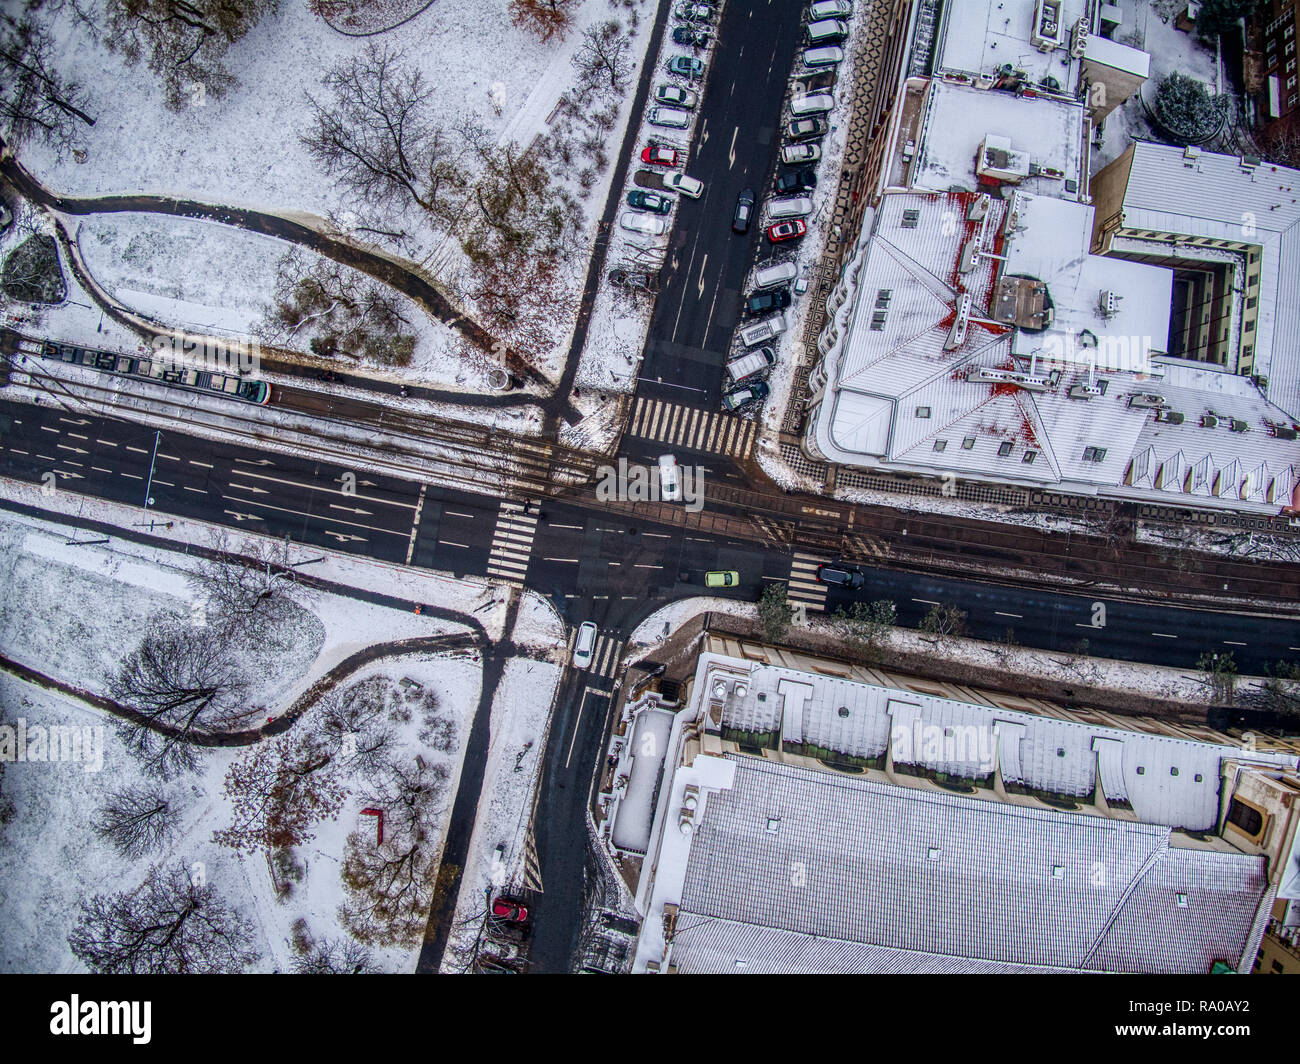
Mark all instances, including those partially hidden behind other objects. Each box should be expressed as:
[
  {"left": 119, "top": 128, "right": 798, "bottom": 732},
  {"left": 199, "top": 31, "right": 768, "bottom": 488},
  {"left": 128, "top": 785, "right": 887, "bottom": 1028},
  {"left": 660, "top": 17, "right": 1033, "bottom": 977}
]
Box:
[
  {"left": 664, "top": 172, "right": 704, "bottom": 198},
  {"left": 628, "top": 189, "right": 673, "bottom": 214},
  {"left": 806, "top": 17, "right": 849, "bottom": 44},
  {"left": 768, "top": 219, "right": 807, "bottom": 242},
  {"left": 815, "top": 563, "right": 865, "bottom": 589},
  {"left": 768, "top": 195, "right": 813, "bottom": 220},
  {"left": 809, "top": 0, "right": 853, "bottom": 19},
  {"left": 621, "top": 211, "right": 669, "bottom": 236},
  {"left": 738, "top": 314, "right": 787, "bottom": 347},
  {"left": 733, "top": 188, "right": 755, "bottom": 233},
  {"left": 781, "top": 142, "right": 822, "bottom": 164},
  {"left": 722, "top": 380, "right": 770, "bottom": 411},
  {"left": 753, "top": 260, "right": 798, "bottom": 289},
  {"left": 791, "top": 91, "right": 835, "bottom": 115},
  {"left": 492, "top": 897, "right": 530, "bottom": 923},
  {"left": 775, "top": 168, "right": 818, "bottom": 193},
  {"left": 786, "top": 116, "right": 828, "bottom": 140},
  {"left": 705, "top": 570, "right": 740, "bottom": 588},
  {"left": 655, "top": 83, "right": 699, "bottom": 108},
  {"left": 641, "top": 145, "right": 680, "bottom": 166},
  {"left": 743, "top": 288, "right": 792, "bottom": 317},
  {"left": 672, "top": 25, "right": 710, "bottom": 46},
  {"left": 648, "top": 105, "right": 691, "bottom": 129},
  {"left": 658, "top": 454, "right": 682, "bottom": 501},
  {"left": 667, "top": 55, "right": 705, "bottom": 78},
  {"left": 725, "top": 346, "right": 776, "bottom": 384},
  {"left": 573, "top": 621, "right": 598, "bottom": 667},
  {"left": 675, "top": 1, "right": 715, "bottom": 21},
  {"left": 803, "top": 45, "right": 845, "bottom": 67}
]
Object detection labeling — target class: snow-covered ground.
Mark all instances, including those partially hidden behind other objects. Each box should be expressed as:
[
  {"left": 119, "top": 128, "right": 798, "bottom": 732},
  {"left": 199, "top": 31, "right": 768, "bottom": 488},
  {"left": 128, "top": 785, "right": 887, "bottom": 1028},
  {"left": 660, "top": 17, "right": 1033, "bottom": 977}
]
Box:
[
  {"left": 12, "top": 0, "right": 661, "bottom": 412},
  {"left": 0, "top": 487, "right": 566, "bottom": 973}
]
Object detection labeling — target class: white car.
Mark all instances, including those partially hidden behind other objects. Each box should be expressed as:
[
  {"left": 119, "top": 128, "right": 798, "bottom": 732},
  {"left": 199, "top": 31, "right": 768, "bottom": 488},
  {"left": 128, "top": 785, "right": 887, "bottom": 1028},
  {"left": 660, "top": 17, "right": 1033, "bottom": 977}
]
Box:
[
  {"left": 809, "top": 0, "right": 853, "bottom": 19},
  {"left": 664, "top": 172, "right": 704, "bottom": 198},
  {"left": 790, "top": 91, "right": 835, "bottom": 116},
  {"left": 658, "top": 454, "right": 682, "bottom": 501},
  {"left": 572, "top": 621, "right": 598, "bottom": 668},
  {"left": 781, "top": 142, "right": 821, "bottom": 165},
  {"left": 620, "top": 211, "right": 669, "bottom": 236},
  {"left": 655, "top": 83, "right": 699, "bottom": 108}
]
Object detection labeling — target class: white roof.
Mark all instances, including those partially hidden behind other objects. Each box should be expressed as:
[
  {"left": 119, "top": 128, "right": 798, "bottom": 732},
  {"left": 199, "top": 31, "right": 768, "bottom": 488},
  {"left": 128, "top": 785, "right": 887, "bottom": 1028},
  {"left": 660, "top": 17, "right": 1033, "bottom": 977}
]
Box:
[
  {"left": 913, "top": 82, "right": 1086, "bottom": 199},
  {"left": 1083, "top": 33, "right": 1151, "bottom": 78},
  {"left": 934, "top": 0, "right": 1088, "bottom": 88},
  {"left": 670, "top": 756, "right": 1272, "bottom": 974},
  {"left": 711, "top": 656, "right": 1299, "bottom": 831},
  {"left": 1117, "top": 142, "right": 1300, "bottom": 422}
]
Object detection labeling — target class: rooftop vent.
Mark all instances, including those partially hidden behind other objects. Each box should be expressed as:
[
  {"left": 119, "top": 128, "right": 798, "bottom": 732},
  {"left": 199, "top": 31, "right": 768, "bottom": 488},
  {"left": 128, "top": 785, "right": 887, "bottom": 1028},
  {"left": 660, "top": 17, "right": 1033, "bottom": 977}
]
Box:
[
  {"left": 927, "top": 847, "right": 942, "bottom": 861},
  {"left": 1156, "top": 410, "right": 1185, "bottom": 424},
  {"left": 1176, "top": 893, "right": 1189, "bottom": 908},
  {"left": 1128, "top": 393, "right": 1167, "bottom": 409},
  {"left": 901, "top": 208, "right": 920, "bottom": 229},
  {"left": 1229, "top": 419, "right": 1249, "bottom": 433},
  {"left": 1051, "top": 865, "right": 1065, "bottom": 879},
  {"left": 1068, "top": 383, "right": 1103, "bottom": 400},
  {"left": 1201, "top": 414, "right": 1219, "bottom": 428}
]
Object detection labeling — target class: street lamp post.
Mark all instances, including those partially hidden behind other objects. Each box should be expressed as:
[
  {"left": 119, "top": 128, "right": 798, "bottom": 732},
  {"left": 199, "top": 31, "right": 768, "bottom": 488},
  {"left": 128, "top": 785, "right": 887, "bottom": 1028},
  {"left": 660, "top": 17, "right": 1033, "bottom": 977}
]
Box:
[{"left": 142, "top": 429, "right": 162, "bottom": 510}]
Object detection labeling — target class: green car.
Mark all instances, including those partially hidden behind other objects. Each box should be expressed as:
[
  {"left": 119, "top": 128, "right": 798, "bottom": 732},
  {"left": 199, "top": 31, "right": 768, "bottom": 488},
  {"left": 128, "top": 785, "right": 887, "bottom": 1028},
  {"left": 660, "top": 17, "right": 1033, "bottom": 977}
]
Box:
[
  {"left": 705, "top": 570, "right": 740, "bottom": 588},
  {"left": 627, "top": 189, "right": 673, "bottom": 215}
]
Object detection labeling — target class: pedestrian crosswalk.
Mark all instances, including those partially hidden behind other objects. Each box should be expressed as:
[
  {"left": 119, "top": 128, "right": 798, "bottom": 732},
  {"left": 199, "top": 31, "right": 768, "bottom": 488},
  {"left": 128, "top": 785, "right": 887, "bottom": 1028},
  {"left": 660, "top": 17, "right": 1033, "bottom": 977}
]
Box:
[
  {"left": 569, "top": 631, "right": 625, "bottom": 681},
  {"left": 486, "top": 500, "right": 539, "bottom": 586},
  {"left": 843, "top": 531, "right": 889, "bottom": 559},
  {"left": 787, "top": 551, "right": 830, "bottom": 613},
  {"left": 628, "top": 397, "right": 756, "bottom": 458}
]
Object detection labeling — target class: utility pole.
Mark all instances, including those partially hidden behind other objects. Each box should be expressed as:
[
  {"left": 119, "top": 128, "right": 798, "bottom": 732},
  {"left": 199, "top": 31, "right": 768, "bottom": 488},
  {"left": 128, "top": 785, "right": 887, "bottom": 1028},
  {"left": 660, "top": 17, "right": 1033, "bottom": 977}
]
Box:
[{"left": 142, "top": 429, "right": 162, "bottom": 510}]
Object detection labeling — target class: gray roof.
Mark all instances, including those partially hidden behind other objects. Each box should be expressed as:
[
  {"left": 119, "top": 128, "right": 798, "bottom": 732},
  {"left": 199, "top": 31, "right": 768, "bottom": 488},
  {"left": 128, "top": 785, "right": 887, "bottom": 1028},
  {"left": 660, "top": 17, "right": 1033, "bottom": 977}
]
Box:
[{"left": 674, "top": 757, "right": 1269, "bottom": 974}]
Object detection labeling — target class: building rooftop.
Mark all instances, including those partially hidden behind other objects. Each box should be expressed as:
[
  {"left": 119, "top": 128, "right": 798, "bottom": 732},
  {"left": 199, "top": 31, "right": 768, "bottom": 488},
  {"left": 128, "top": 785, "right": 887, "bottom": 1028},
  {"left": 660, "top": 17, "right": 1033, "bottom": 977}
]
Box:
[
  {"left": 912, "top": 81, "right": 1087, "bottom": 200},
  {"left": 934, "top": 0, "right": 1088, "bottom": 91},
  {"left": 670, "top": 756, "right": 1272, "bottom": 974},
  {"left": 1112, "top": 142, "right": 1300, "bottom": 423}
]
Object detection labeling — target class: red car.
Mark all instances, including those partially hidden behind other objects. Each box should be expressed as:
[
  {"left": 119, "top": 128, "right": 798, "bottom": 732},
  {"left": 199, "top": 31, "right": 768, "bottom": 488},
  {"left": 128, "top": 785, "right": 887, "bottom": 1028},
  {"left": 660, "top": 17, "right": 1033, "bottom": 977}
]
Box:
[
  {"left": 768, "top": 219, "right": 807, "bottom": 243},
  {"left": 492, "top": 897, "right": 529, "bottom": 923},
  {"left": 641, "top": 145, "right": 680, "bottom": 167}
]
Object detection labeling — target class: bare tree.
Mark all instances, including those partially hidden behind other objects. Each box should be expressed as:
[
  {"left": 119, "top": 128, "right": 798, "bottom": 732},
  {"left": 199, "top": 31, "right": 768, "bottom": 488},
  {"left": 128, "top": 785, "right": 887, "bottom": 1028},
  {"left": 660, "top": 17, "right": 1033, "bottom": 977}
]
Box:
[
  {"left": 572, "top": 20, "right": 633, "bottom": 98},
  {"left": 302, "top": 42, "right": 467, "bottom": 219},
  {"left": 832, "top": 600, "right": 897, "bottom": 662},
  {"left": 109, "top": 620, "right": 251, "bottom": 778},
  {"left": 263, "top": 248, "right": 417, "bottom": 366},
  {"left": 359, "top": 755, "right": 448, "bottom": 842},
  {"left": 338, "top": 825, "right": 435, "bottom": 948},
  {"left": 919, "top": 602, "right": 968, "bottom": 640},
  {"left": 510, "top": 0, "right": 576, "bottom": 42},
  {"left": 293, "top": 935, "right": 379, "bottom": 974},
  {"left": 68, "top": 863, "right": 259, "bottom": 973},
  {"left": 104, "top": 0, "right": 279, "bottom": 110},
  {"left": 92, "top": 783, "right": 177, "bottom": 858},
  {"left": 214, "top": 731, "right": 346, "bottom": 853},
  {"left": 1198, "top": 650, "right": 1238, "bottom": 706},
  {"left": 319, "top": 677, "right": 399, "bottom": 776},
  {"left": 187, "top": 532, "right": 307, "bottom": 634},
  {"left": 1255, "top": 661, "right": 1300, "bottom": 717},
  {"left": 465, "top": 249, "right": 578, "bottom": 365},
  {"left": 0, "top": 13, "right": 95, "bottom": 155}
]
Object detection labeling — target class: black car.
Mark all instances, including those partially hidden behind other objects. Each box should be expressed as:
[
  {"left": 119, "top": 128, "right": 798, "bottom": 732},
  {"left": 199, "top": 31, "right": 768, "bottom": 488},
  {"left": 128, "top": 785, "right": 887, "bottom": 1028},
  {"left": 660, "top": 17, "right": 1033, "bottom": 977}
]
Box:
[
  {"left": 732, "top": 188, "right": 755, "bottom": 234},
  {"left": 672, "top": 25, "right": 709, "bottom": 46},
  {"left": 815, "top": 564, "right": 865, "bottom": 589},
  {"left": 775, "top": 168, "right": 818, "bottom": 194},
  {"left": 743, "top": 287, "right": 793, "bottom": 316}
]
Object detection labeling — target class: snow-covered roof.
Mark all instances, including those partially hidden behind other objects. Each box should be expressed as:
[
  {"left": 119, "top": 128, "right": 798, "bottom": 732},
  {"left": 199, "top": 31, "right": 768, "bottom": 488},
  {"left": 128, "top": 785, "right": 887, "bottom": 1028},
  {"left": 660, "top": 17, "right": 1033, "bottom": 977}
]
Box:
[
  {"left": 1115, "top": 142, "right": 1300, "bottom": 422},
  {"left": 934, "top": 0, "right": 1088, "bottom": 90},
  {"left": 912, "top": 82, "right": 1086, "bottom": 199},
  {"left": 1083, "top": 33, "right": 1151, "bottom": 78},
  {"left": 712, "top": 658, "right": 1298, "bottom": 830},
  {"left": 670, "top": 756, "right": 1271, "bottom": 974},
  {"left": 806, "top": 184, "right": 1300, "bottom": 508}
]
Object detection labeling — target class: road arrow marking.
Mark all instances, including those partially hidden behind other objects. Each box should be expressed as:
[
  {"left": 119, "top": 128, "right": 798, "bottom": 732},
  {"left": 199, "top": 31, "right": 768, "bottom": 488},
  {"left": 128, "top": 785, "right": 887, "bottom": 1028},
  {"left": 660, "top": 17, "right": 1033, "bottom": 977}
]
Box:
[
  {"left": 224, "top": 510, "right": 265, "bottom": 522},
  {"left": 729, "top": 125, "right": 739, "bottom": 169},
  {"left": 697, "top": 254, "right": 709, "bottom": 299}
]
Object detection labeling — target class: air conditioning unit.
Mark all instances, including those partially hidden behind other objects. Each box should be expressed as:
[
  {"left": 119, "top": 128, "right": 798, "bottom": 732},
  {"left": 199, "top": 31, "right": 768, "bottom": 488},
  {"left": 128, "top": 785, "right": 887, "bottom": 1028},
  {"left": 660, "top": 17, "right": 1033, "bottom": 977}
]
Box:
[
  {"left": 1156, "top": 410, "right": 1185, "bottom": 425},
  {"left": 1129, "top": 393, "right": 1167, "bottom": 409},
  {"left": 1201, "top": 414, "right": 1219, "bottom": 428},
  {"left": 1070, "top": 16, "right": 1090, "bottom": 58},
  {"left": 1068, "top": 383, "right": 1103, "bottom": 399},
  {"left": 1229, "top": 419, "right": 1249, "bottom": 433}
]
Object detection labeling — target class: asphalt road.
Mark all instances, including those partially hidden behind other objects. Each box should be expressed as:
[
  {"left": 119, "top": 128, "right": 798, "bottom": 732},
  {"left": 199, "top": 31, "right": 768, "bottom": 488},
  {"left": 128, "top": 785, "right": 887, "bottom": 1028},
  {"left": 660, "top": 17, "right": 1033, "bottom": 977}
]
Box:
[{"left": 636, "top": 0, "right": 809, "bottom": 407}]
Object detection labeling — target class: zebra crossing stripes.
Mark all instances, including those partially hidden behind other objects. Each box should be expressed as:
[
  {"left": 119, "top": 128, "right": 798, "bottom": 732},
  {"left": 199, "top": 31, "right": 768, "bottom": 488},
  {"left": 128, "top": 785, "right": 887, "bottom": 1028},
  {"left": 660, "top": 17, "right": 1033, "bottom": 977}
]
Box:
[
  {"left": 788, "top": 551, "right": 830, "bottom": 613},
  {"left": 486, "top": 500, "right": 538, "bottom": 586},
  {"left": 628, "top": 398, "right": 756, "bottom": 458},
  {"left": 586, "top": 634, "right": 625, "bottom": 679}
]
